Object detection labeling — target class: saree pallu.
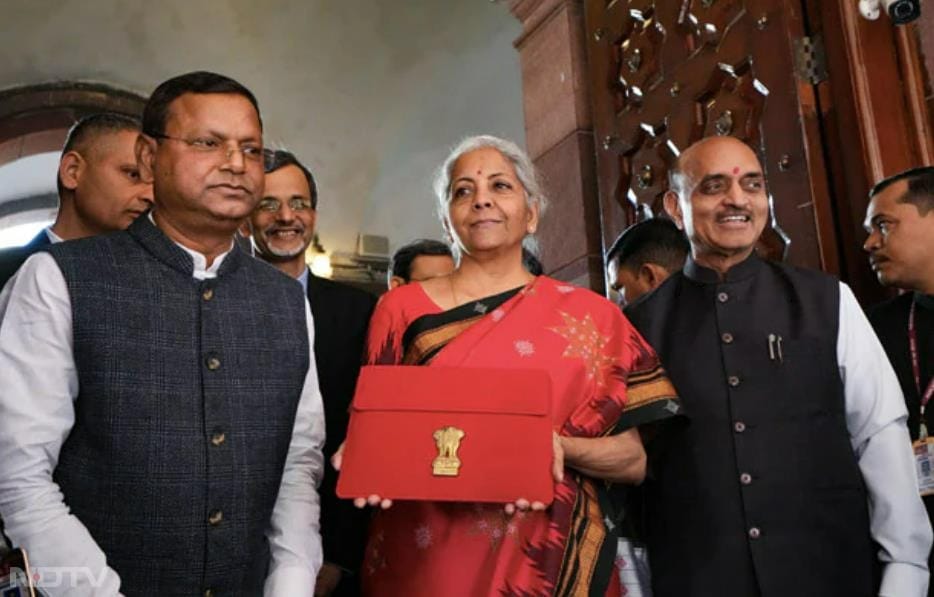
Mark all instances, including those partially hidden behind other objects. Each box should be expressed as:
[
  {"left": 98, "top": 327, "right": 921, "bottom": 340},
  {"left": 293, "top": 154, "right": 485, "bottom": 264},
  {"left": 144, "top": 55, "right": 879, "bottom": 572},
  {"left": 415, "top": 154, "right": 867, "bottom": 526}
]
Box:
[{"left": 360, "top": 276, "right": 677, "bottom": 597}]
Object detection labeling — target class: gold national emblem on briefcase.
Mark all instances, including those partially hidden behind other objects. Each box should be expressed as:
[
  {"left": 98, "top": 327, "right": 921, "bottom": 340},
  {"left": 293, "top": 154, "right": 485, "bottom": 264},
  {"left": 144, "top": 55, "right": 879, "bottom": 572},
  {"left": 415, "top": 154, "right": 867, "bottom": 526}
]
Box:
[{"left": 432, "top": 426, "right": 465, "bottom": 476}]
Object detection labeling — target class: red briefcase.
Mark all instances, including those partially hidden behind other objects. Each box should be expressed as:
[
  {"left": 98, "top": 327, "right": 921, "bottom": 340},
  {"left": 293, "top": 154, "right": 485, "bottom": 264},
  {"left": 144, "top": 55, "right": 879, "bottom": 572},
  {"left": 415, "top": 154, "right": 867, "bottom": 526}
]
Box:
[{"left": 336, "top": 365, "right": 555, "bottom": 505}]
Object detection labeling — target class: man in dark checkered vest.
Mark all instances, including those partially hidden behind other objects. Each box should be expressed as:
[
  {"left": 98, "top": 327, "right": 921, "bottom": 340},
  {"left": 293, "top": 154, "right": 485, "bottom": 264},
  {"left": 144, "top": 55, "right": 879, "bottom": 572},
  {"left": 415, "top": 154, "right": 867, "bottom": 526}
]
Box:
[{"left": 0, "top": 71, "right": 326, "bottom": 596}]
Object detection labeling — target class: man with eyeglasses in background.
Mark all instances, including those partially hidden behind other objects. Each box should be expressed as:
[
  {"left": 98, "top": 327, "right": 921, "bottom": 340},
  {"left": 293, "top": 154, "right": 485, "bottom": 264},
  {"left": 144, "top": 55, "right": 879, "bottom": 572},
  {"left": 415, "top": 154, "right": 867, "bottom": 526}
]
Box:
[
  {"left": 242, "top": 149, "right": 375, "bottom": 597},
  {"left": 0, "top": 72, "right": 325, "bottom": 596},
  {"left": 863, "top": 166, "right": 934, "bottom": 596}
]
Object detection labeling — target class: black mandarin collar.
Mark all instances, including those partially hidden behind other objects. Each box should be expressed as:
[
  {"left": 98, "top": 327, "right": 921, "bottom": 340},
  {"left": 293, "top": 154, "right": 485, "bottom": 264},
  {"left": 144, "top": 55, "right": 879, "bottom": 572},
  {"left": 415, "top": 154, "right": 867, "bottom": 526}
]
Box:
[
  {"left": 914, "top": 292, "right": 934, "bottom": 311},
  {"left": 683, "top": 252, "right": 764, "bottom": 285}
]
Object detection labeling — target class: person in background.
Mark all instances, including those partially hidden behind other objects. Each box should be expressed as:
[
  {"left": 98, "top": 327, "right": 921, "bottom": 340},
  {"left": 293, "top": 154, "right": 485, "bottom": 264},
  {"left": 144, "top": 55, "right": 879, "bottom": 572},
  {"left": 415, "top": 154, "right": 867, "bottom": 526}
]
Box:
[
  {"left": 863, "top": 166, "right": 934, "bottom": 596},
  {"left": 606, "top": 217, "right": 688, "bottom": 307},
  {"left": 242, "top": 148, "right": 376, "bottom": 597},
  {"left": 602, "top": 216, "right": 690, "bottom": 596},
  {"left": 0, "top": 112, "right": 152, "bottom": 289},
  {"left": 625, "top": 135, "right": 931, "bottom": 597},
  {"left": 0, "top": 71, "right": 325, "bottom": 596},
  {"left": 386, "top": 238, "right": 454, "bottom": 289}
]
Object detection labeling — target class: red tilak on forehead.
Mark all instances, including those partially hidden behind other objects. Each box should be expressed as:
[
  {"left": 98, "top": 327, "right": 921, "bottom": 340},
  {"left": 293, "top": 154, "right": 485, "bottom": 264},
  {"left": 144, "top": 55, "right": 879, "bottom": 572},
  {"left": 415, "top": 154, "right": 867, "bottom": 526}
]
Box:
[
  {"left": 477, "top": 170, "right": 482, "bottom": 175},
  {"left": 732, "top": 166, "right": 740, "bottom": 175}
]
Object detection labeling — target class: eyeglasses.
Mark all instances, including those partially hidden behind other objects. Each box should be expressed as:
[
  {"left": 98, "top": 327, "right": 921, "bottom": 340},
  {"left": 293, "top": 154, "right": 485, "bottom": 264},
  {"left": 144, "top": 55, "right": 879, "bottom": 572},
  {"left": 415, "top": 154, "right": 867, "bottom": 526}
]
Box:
[
  {"left": 257, "top": 197, "right": 315, "bottom": 212},
  {"left": 153, "top": 133, "right": 265, "bottom": 163}
]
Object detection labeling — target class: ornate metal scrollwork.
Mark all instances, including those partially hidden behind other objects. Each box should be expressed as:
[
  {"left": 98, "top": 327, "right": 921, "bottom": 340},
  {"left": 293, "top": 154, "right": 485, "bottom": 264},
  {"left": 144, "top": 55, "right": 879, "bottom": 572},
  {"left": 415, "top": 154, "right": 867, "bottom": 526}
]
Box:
[{"left": 637, "top": 164, "right": 654, "bottom": 189}]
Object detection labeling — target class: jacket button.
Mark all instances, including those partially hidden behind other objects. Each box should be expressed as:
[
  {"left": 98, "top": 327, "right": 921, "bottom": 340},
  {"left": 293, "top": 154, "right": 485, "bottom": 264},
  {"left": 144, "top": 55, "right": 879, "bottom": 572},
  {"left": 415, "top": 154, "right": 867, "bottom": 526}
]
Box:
[
  {"left": 734, "top": 421, "right": 746, "bottom": 433},
  {"left": 748, "top": 526, "right": 761, "bottom": 539},
  {"left": 717, "top": 292, "right": 729, "bottom": 303},
  {"left": 722, "top": 332, "right": 734, "bottom": 344},
  {"left": 202, "top": 288, "right": 214, "bottom": 301},
  {"left": 740, "top": 472, "right": 752, "bottom": 485},
  {"left": 208, "top": 509, "right": 223, "bottom": 526},
  {"left": 728, "top": 375, "right": 740, "bottom": 387},
  {"left": 211, "top": 429, "right": 226, "bottom": 447},
  {"left": 206, "top": 357, "right": 221, "bottom": 371}
]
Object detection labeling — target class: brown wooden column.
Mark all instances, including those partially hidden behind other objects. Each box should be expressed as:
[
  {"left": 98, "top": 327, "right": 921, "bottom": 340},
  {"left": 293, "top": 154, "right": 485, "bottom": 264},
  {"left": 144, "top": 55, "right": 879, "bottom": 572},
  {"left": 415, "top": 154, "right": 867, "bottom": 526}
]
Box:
[
  {"left": 919, "top": 9, "right": 934, "bottom": 125},
  {"left": 510, "top": 0, "right": 604, "bottom": 292}
]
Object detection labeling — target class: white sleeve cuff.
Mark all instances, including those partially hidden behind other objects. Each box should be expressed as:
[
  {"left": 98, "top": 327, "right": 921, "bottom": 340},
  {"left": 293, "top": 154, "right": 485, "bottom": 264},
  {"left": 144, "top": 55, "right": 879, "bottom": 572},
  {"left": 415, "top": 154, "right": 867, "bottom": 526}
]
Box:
[
  {"left": 879, "top": 561, "right": 930, "bottom": 597},
  {"left": 264, "top": 563, "right": 316, "bottom": 597}
]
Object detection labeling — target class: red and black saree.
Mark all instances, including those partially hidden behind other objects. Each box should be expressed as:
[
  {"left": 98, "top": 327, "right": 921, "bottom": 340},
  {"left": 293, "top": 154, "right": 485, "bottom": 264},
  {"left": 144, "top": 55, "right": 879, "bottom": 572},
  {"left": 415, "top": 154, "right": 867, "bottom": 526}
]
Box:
[{"left": 359, "top": 276, "right": 676, "bottom": 597}]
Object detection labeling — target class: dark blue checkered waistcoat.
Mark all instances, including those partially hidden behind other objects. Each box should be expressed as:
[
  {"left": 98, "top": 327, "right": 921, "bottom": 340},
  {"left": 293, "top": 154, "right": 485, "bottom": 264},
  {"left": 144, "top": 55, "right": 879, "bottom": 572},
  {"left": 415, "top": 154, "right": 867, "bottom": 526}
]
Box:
[{"left": 47, "top": 215, "right": 309, "bottom": 596}]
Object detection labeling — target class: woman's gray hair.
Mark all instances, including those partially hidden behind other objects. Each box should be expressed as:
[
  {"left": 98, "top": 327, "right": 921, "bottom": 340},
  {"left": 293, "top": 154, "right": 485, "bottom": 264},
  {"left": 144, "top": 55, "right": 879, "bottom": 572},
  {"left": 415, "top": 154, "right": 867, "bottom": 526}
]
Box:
[{"left": 432, "top": 135, "right": 548, "bottom": 257}]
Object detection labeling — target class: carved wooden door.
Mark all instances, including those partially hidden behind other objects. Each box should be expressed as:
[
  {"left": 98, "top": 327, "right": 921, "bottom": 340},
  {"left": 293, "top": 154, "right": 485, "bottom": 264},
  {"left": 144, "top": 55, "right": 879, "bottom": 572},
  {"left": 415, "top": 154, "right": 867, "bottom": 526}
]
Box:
[{"left": 585, "top": 0, "right": 838, "bottom": 272}]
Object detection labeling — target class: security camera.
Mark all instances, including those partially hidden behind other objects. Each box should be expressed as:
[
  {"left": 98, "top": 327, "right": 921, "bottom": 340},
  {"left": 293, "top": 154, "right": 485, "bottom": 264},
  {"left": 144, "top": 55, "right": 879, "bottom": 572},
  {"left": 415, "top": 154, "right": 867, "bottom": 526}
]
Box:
[
  {"left": 886, "top": 0, "right": 922, "bottom": 23},
  {"left": 858, "top": 0, "right": 922, "bottom": 23}
]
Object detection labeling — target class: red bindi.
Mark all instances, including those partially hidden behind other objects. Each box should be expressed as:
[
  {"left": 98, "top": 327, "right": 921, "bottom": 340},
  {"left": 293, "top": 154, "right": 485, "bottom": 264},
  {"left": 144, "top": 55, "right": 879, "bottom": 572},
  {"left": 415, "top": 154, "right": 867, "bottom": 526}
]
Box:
[{"left": 732, "top": 166, "right": 740, "bottom": 175}]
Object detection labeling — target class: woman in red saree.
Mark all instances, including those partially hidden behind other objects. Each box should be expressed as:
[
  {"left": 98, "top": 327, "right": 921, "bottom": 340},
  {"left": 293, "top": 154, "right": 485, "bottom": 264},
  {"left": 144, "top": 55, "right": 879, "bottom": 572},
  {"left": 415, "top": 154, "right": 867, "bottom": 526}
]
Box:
[{"left": 344, "top": 136, "right": 678, "bottom": 596}]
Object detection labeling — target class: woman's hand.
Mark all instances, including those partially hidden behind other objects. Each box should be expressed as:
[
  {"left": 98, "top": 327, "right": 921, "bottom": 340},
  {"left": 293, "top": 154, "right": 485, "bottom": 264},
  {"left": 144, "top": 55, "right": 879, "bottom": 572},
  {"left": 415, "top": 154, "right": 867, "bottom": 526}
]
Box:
[
  {"left": 330, "top": 442, "right": 345, "bottom": 471},
  {"left": 331, "top": 441, "right": 393, "bottom": 509},
  {"left": 504, "top": 431, "right": 566, "bottom": 515},
  {"left": 504, "top": 499, "right": 545, "bottom": 515},
  {"left": 552, "top": 430, "right": 565, "bottom": 484},
  {"left": 354, "top": 495, "right": 393, "bottom": 510}
]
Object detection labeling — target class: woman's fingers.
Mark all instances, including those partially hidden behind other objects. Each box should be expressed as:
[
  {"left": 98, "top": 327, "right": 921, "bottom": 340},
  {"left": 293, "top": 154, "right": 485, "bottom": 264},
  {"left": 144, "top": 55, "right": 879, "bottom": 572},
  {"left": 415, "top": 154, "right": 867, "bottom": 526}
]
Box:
[
  {"left": 506, "top": 498, "right": 549, "bottom": 514},
  {"left": 552, "top": 431, "right": 565, "bottom": 483},
  {"left": 353, "top": 495, "right": 393, "bottom": 509}
]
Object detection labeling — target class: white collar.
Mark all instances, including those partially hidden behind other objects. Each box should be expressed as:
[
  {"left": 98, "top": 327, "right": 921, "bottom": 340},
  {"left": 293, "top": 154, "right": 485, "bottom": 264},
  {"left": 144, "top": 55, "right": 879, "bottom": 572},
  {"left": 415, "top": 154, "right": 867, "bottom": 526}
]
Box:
[
  {"left": 148, "top": 212, "right": 233, "bottom": 280},
  {"left": 44, "top": 227, "right": 64, "bottom": 244}
]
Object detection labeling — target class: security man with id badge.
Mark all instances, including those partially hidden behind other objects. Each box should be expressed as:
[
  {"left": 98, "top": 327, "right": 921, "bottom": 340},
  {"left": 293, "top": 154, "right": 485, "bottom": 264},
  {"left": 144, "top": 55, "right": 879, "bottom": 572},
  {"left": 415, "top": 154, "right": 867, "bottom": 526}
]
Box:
[
  {"left": 865, "top": 165, "right": 934, "bottom": 595},
  {"left": 909, "top": 299, "right": 934, "bottom": 500}
]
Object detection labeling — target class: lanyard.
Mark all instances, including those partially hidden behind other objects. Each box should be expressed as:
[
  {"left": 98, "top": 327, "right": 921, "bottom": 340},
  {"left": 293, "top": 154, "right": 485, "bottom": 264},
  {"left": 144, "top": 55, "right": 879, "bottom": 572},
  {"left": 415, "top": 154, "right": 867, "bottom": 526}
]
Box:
[{"left": 909, "top": 300, "right": 934, "bottom": 418}]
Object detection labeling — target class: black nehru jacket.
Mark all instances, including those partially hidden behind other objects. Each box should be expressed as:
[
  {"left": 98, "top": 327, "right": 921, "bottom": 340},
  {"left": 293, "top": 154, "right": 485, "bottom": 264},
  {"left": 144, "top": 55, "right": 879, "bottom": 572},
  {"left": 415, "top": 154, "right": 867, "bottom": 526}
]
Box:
[
  {"left": 626, "top": 254, "right": 877, "bottom": 597},
  {"left": 869, "top": 291, "right": 934, "bottom": 596},
  {"left": 306, "top": 271, "right": 376, "bottom": 595}
]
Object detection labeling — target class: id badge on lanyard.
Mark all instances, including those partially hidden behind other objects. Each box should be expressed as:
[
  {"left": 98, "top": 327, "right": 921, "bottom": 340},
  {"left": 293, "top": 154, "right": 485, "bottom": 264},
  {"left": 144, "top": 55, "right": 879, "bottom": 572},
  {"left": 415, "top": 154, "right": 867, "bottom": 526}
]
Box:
[{"left": 908, "top": 301, "right": 934, "bottom": 496}]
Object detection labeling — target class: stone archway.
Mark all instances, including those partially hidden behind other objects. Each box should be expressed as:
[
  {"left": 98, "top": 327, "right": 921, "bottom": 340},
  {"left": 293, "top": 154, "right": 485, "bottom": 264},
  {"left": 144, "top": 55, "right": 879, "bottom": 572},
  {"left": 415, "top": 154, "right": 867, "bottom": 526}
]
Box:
[{"left": 0, "top": 81, "right": 146, "bottom": 167}]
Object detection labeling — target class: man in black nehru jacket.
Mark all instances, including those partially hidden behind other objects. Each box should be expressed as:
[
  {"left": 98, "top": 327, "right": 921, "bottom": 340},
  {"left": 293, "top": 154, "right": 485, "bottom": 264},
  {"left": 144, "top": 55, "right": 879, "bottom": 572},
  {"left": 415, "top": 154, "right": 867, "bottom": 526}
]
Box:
[{"left": 626, "top": 135, "right": 931, "bottom": 597}]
